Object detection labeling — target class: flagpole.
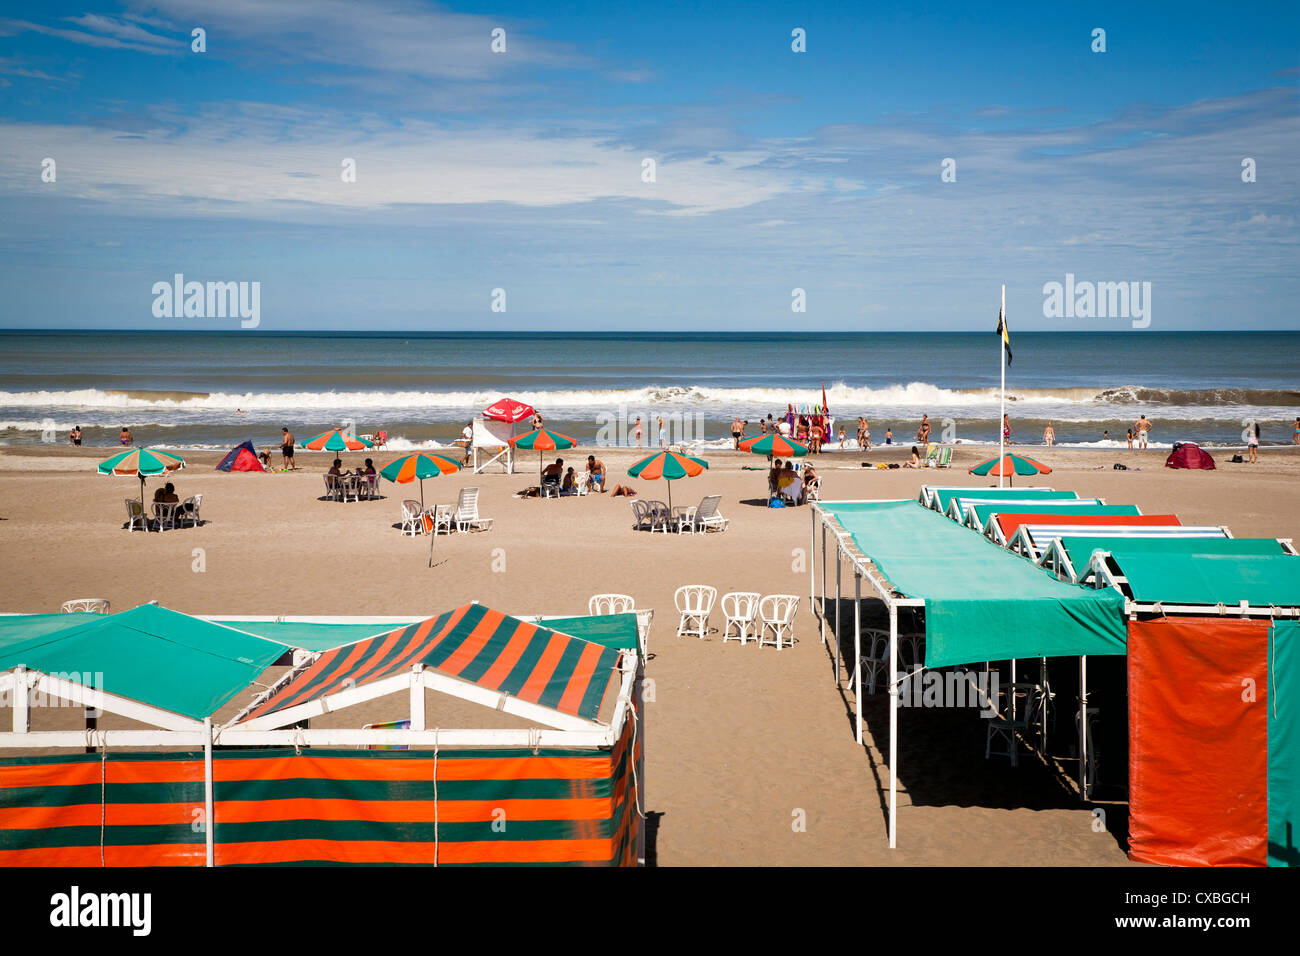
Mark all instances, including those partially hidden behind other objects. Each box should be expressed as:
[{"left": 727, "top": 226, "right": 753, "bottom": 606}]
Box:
[{"left": 998, "top": 284, "right": 1006, "bottom": 489}]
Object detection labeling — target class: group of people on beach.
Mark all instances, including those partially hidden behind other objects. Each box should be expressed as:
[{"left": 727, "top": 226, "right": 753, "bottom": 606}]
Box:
[{"left": 534, "top": 454, "right": 612, "bottom": 496}]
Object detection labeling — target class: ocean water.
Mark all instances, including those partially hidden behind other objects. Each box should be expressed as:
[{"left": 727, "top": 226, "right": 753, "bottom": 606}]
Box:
[{"left": 0, "top": 330, "right": 1296, "bottom": 452}]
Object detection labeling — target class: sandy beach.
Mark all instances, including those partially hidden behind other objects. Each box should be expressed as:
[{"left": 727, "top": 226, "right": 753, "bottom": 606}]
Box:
[{"left": 3, "top": 440, "right": 1297, "bottom": 865}]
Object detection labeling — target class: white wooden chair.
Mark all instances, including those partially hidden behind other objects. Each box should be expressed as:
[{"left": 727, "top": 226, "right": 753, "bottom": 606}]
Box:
[
  {"left": 124, "top": 498, "right": 148, "bottom": 532},
  {"left": 452, "top": 487, "right": 493, "bottom": 532},
  {"left": 400, "top": 500, "right": 424, "bottom": 536},
  {"left": 757, "top": 594, "right": 800, "bottom": 650},
  {"left": 721, "top": 592, "right": 761, "bottom": 645},
  {"left": 589, "top": 593, "right": 636, "bottom": 616},
  {"left": 674, "top": 585, "right": 717, "bottom": 639},
  {"left": 61, "top": 598, "right": 109, "bottom": 614}
]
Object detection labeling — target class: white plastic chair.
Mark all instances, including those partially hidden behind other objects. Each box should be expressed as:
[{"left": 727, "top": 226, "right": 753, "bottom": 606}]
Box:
[
  {"left": 124, "top": 498, "right": 148, "bottom": 532},
  {"left": 674, "top": 585, "right": 717, "bottom": 639},
  {"left": 574, "top": 473, "right": 590, "bottom": 496},
  {"left": 180, "top": 493, "right": 202, "bottom": 527},
  {"left": 721, "top": 592, "right": 761, "bottom": 645},
  {"left": 453, "top": 487, "right": 493, "bottom": 532},
  {"left": 324, "top": 475, "right": 342, "bottom": 501},
  {"left": 589, "top": 593, "right": 635, "bottom": 616},
  {"left": 631, "top": 500, "right": 651, "bottom": 530},
  {"left": 61, "top": 598, "right": 109, "bottom": 614},
  {"left": 154, "top": 501, "right": 180, "bottom": 531},
  {"left": 400, "top": 500, "right": 424, "bottom": 536},
  {"left": 757, "top": 594, "right": 800, "bottom": 650}
]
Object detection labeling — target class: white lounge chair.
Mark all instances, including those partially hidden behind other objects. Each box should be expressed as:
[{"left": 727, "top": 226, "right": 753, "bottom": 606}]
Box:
[
  {"left": 452, "top": 487, "right": 493, "bottom": 532},
  {"left": 757, "top": 594, "right": 800, "bottom": 650},
  {"left": 674, "top": 585, "right": 717, "bottom": 639},
  {"left": 400, "top": 500, "right": 424, "bottom": 536},
  {"left": 124, "top": 498, "right": 148, "bottom": 532},
  {"left": 675, "top": 494, "right": 729, "bottom": 534},
  {"left": 589, "top": 593, "right": 636, "bottom": 616},
  {"left": 61, "top": 598, "right": 109, "bottom": 614},
  {"left": 721, "top": 592, "right": 761, "bottom": 645}
]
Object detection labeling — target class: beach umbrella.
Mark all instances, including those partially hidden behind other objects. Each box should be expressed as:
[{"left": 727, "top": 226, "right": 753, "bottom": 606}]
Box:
[
  {"left": 510, "top": 426, "right": 577, "bottom": 482},
  {"left": 379, "top": 451, "right": 462, "bottom": 508},
  {"left": 98, "top": 446, "right": 186, "bottom": 509},
  {"left": 483, "top": 397, "right": 536, "bottom": 424},
  {"left": 627, "top": 449, "right": 708, "bottom": 510},
  {"left": 740, "top": 432, "right": 809, "bottom": 459},
  {"left": 968, "top": 452, "right": 1052, "bottom": 486},
  {"left": 302, "top": 428, "right": 373, "bottom": 453}
]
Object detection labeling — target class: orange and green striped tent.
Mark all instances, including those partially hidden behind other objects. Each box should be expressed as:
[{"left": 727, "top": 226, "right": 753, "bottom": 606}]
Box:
[{"left": 243, "top": 603, "right": 622, "bottom": 724}]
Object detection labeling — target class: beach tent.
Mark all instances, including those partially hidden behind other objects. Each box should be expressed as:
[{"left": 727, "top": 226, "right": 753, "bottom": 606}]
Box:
[
  {"left": 964, "top": 498, "right": 1120, "bottom": 533},
  {"left": 809, "top": 499, "right": 1126, "bottom": 847},
  {"left": 0, "top": 603, "right": 644, "bottom": 867},
  {"left": 918, "top": 484, "right": 1056, "bottom": 510},
  {"left": 1166, "top": 441, "right": 1216, "bottom": 469},
  {"left": 952, "top": 494, "right": 1102, "bottom": 527},
  {"left": 216, "top": 440, "right": 264, "bottom": 472},
  {"left": 987, "top": 512, "right": 1164, "bottom": 548},
  {"left": 929, "top": 486, "right": 1072, "bottom": 516},
  {"left": 1036, "top": 529, "right": 1256, "bottom": 580}
]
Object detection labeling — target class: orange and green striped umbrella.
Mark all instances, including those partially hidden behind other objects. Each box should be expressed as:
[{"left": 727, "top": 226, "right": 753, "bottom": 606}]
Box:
[
  {"left": 97, "top": 446, "right": 186, "bottom": 508},
  {"left": 969, "top": 452, "right": 1052, "bottom": 486},
  {"left": 379, "top": 451, "right": 462, "bottom": 507},
  {"left": 302, "top": 428, "right": 373, "bottom": 452},
  {"left": 627, "top": 449, "right": 708, "bottom": 509},
  {"left": 739, "top": 432, "right": 809, "bottom": 458},
  {"left": 510, "top": 426, "right": 577, "bottom": 482}
]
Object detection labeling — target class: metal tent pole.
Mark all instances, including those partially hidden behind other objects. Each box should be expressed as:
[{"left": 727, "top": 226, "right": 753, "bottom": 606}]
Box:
[
  {"left": 888, "top": 601, "right": 899, "bottom": 848},
  {"left": 1079, "top": 655, "right": 1089, "bottom": 799},
  {"left": 835, "top": 547, "right": 842, "bottom": 683},
  {"left": 809, "top": 507, "right": 816, "bottom": 627},
  {"left": 998, "top": 283, "right": 1006, "bottom": 489},
  {"left": 854, "top": 571, "right": 863, "bottom": 744},
  {"left": 820, "top": 523, "right": 827, "bottom": 645},
  {"left": 204, "top": 717, "right": 215, "bottom": 867}
]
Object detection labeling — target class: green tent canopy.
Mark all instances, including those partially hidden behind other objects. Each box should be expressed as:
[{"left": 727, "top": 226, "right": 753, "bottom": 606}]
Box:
[
  {"left": 0, "top": 604, "right": 288, "bottom": 720},
  {"left": 933, "top": 487, "right": 1077, "bottom": 517},
  {"left": 0, "top": 613, "right": 97, "bottom": 648},
  {"left": 821, "top": 501, "right": 1126, "bottom": 667},
  {"left": 538, "top": 613, "right": 640, "bottom": 651},
  {"left": 1102, "top": 549, "right": 1300, "bottom": 608},
  {"left": 217, "top": 620, "right": 399, "bottom": 652},
  {"left": 970, "top": 501, "right": 1137, "bottom": 531}
]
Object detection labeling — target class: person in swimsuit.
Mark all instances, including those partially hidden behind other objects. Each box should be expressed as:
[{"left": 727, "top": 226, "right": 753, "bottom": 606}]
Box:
[
  {"left": 1247, "top": 421, "right": 1260, "bottom": 463},
  {"left": 281, "top": 427, "right": 296, "bottom": 470},
  {"left": 658, "top": 416, "right": 666, "bottom": 448},
  {"left": 69, "top": 426, "right": 82, "bottom": 446},
  {"left": 1134, "top": 414, "right": 1151, "bottom": 450},
  {"left": 1043, "top": 423, "right": 1055, "bottom": 446},
  {"left": 119, "top": 426, "right": 132, "bottom": 445},
  {"left": 1002, "top": 414, "right": 1011, "bottom": 445},
  {"left": 1293, "top": 418, "right": 1299, "bottom": 445},
  {"left": 587, "top": 455, "right": 605, "bottom": 493},
  {"left": 884, "top": 428, "right": 893, "bottom": 445},
  {"left": 731, "top": 417, "right": 742, "bottom": 449},
  {"left": 633, "top": 417, "right": 643, "bottom": 448}
]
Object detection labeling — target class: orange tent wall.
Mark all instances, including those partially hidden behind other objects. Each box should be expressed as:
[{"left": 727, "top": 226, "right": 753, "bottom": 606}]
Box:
[{"left": 1128, "top": 617, "right": 1269, "bottom": 866}]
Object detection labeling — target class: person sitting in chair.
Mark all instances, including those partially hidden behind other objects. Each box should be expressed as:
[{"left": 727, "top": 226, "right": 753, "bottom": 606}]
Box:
[{"left": 561, "top": 466, "right": 577, "bottom": 495}]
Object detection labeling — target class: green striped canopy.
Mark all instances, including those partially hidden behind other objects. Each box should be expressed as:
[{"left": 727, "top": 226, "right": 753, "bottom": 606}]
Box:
[
  {"left": 302, "top": 429, "right": 373, "bottom": 452},
  {"left": 509, "top": 427, "right": 576, "bottom": 451},
  {"left": 627, "top": 450, "right": 708, "bottom": 480},
  {"left": 932, "top": 487, "right": 1074, "bottom": 516}
]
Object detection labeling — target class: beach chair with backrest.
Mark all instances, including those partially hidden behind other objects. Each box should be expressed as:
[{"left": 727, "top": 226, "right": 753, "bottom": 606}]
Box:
[
  {"left": 675, "top": 585, "right": 717, "bottom": 639},
  {"left": 805, "top": 475, "right": 821, "bottom": 501},
  {"left": 924, "top": 444, "right": 939, "bottom": 466},
  {"left": 589, "top": 593, "right": 635, "bottom": 616},
  {"left": 986, "top": 681, "right": 1046, "bottom": 767},
  {"left": 681, "top": 494, "right": 729, "bottom": 533},
  {"left": 574, "top": 472, "right": 590, "bottom": 496},
  {"left": 631, "top": 499, "right": 651, "bottom": 530},
  {"left": 179, "top": 493, "right": 203, "bottom": 527},
  {"left": 323, "top": 475, "right": 341, "bottom": 501},
  {"left": 936, "top": 446, "right": 952, "bottom": 468},
  {"left": 452, "top": 487, "right": 493, "bottom": 532},
  {"left": 757, "top": 594, "right": 800, "bottom": 650},
  {"left": 61, "top": 598, "right": 110, "bottom": 614},
  {"left": 124, "top": 498, "right": 148, "bottom": 532},
  {"left": 400, "top": 499, "right": 424, "bottom": 536},
  {"left": 155, "top": 501, "right": 180, "bottom": 532},
  {"left": 721, "top": 592, "right": 761, "bottom": 645}
]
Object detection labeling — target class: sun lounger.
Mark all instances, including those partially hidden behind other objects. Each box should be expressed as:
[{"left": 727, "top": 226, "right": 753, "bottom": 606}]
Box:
[
  {"left": 677, "top": 494, "right": 729, "bottom": 533},
  {"left": 451, "top": 487, "right": 493, "bottom": 532}
]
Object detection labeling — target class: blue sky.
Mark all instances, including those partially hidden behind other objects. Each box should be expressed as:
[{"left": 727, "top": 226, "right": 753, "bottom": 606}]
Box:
[{"left": 1, "top": 0, "right": 1297, "bottom": 331}]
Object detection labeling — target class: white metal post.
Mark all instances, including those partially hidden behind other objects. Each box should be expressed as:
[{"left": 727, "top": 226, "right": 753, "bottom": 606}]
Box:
[
  {"left": 809, "top": 507, "right": 816, "bottom": 615},
  {"left": 820, "top": 523, "right": 827, "bottom": 645},
  {"left": 12, "top": 667, "right": 27, "bottom": 733},
  {"left": 835, "top": 546, "right": 842, "bottom": 683},
  {"left": 1079, "top": 655, "right": 1089, "bottom": 799},
  {"left": 410, "top": 664, "right": 426, "bottom": 731},
  {"left": 888, "top": 602, "right": 899, "bottom": 848},
  {"left": 854, "top": 572, "right": 862, "bottom": 744},
  {"left": 999, "top": 283, "right": 1006, "bottom": 489},
  {"left": 204, "top": 717, "right": 215, "bottom": 867}
]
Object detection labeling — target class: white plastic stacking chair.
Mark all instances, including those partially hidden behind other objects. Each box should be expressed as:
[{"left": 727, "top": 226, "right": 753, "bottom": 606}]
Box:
[
  {"left": 574, "top": 473, "right": 590, "bottom": 496},
  {"left": 674, "top": 585, "right": 717, "bottom": 639},
  {"left": 452, "top": 487, "right": 493, "bottom": 532},
  {"left": 400, "top": 500, "right": 424, "bottom": 536},
  {"left": 691, "top": 495, "right": 729, "bottom": 532},
  {"left": 180, "top": 493, "right": 202, "bottom": 527},
  {"left": 631, "top": 500, "right": 651, "bottom": 530},
  {"left": 805, "top": 477, "right": 821, "bottom": 501},
  {"left": 648, "top": 501, "right": 673, "bottom": 533},
  {"left": 757, "top": 594, "right": 800, "bottom": 650},
  {"left": 589, "top": 593, "right": 635, "bottom": 616},
  {"left": 61, "top": 598, "right": 109, "bottom": 614},
  {"left": 324, "top": 475, "right": 341, "bottom": 501},
  {"left": 721, "top": 592, "right": 761, "bottom": 645},
  {"left": 155, "top": 501, "right": 180, "bottom": 531},
  {"left": 124, "top": 498, "right": 147, "bottom": 532}
]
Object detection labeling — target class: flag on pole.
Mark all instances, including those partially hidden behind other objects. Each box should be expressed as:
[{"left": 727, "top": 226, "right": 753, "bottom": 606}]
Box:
[{"left": 996, "top": 306, "right": 1013, "bottom": 366}]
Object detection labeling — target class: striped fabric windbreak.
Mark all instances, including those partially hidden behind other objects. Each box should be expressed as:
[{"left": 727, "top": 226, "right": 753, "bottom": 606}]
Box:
[
  {"left": 0, "top": 746, "right": 641, "bottom": 866},
  {"left": 243, "top": 604, "right": 622, "bottom": 724}
]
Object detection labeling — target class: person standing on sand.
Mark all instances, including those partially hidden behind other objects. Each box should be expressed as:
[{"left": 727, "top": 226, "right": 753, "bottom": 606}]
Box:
[
  {"left": 731, "top": 417, "right": 742, "bottom": 449},
  {"left": 1134, "top": 414, "right": 1151, "bottom": 450},
  {"left": 1002, "top": 415, "right": 1011, "bottom": 446},
  {"left": 1247, "top": 421, "right": 1260, "bottom": 464},
  {"left": 1043, "top": 423, "right": 1055, "bottom": 446},
  {"left": 916, "top": 414, "right": 931, "bottom": 445},
  {"left": 1293, "top": 418, "right": 1299, "bottom": 445},
  {"left": 633, "top": 417, "right": 643, "bottom": 448},
  {"left": 281, "top": 427, "right": 296, "bottom": 470},
  {"left": 119, "top": 426, "right": 132, "bottom": 445},
  {"left": 658, "top": 416, "right": 666, "bottom": 448},
  {"left": 1126, "top": 428, "right": 1134, "bottom": 451}
]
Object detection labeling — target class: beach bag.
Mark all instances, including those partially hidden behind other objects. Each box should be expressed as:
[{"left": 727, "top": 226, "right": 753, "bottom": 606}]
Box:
[
  {"left": 1113, "top": 463, "right": 1128, "bottom": 470},
  {"left": 768, "top": 498, "right": 786, "bottom": 508},
  {"left": 1230, "top": 454, "right": 1243, "bottom": 463}
]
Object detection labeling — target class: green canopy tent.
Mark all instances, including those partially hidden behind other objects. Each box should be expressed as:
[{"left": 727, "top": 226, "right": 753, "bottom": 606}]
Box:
[
  {"left": 969, "top": 501, "right": 1136, "bottom": 537},
  {"left": 932, "top": 486, "right": 1076, "bottom": 519},
  {"left": 811, "top": 499, "right": 1127, "bottom": 848},
  {"left": 1042, "top": 534, "right": 1283, "bottom": 582}
]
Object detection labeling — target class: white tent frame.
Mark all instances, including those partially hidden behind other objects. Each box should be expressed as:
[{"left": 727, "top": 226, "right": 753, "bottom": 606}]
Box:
[
  {"left": 1008, "top": 528, "right": 1232, "bottom": 564},
  {"left": 917, "top": 484, "right": 1056, "bottom": 512},
  {"left": 471, "top": 417, "right": 516, "bottom": 474},
  {"left": 955, "top": 496, "right": 1108, "bottom": 531},
  {"left": 0, "top": 612, "right": 643, "bottom": 867}
]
